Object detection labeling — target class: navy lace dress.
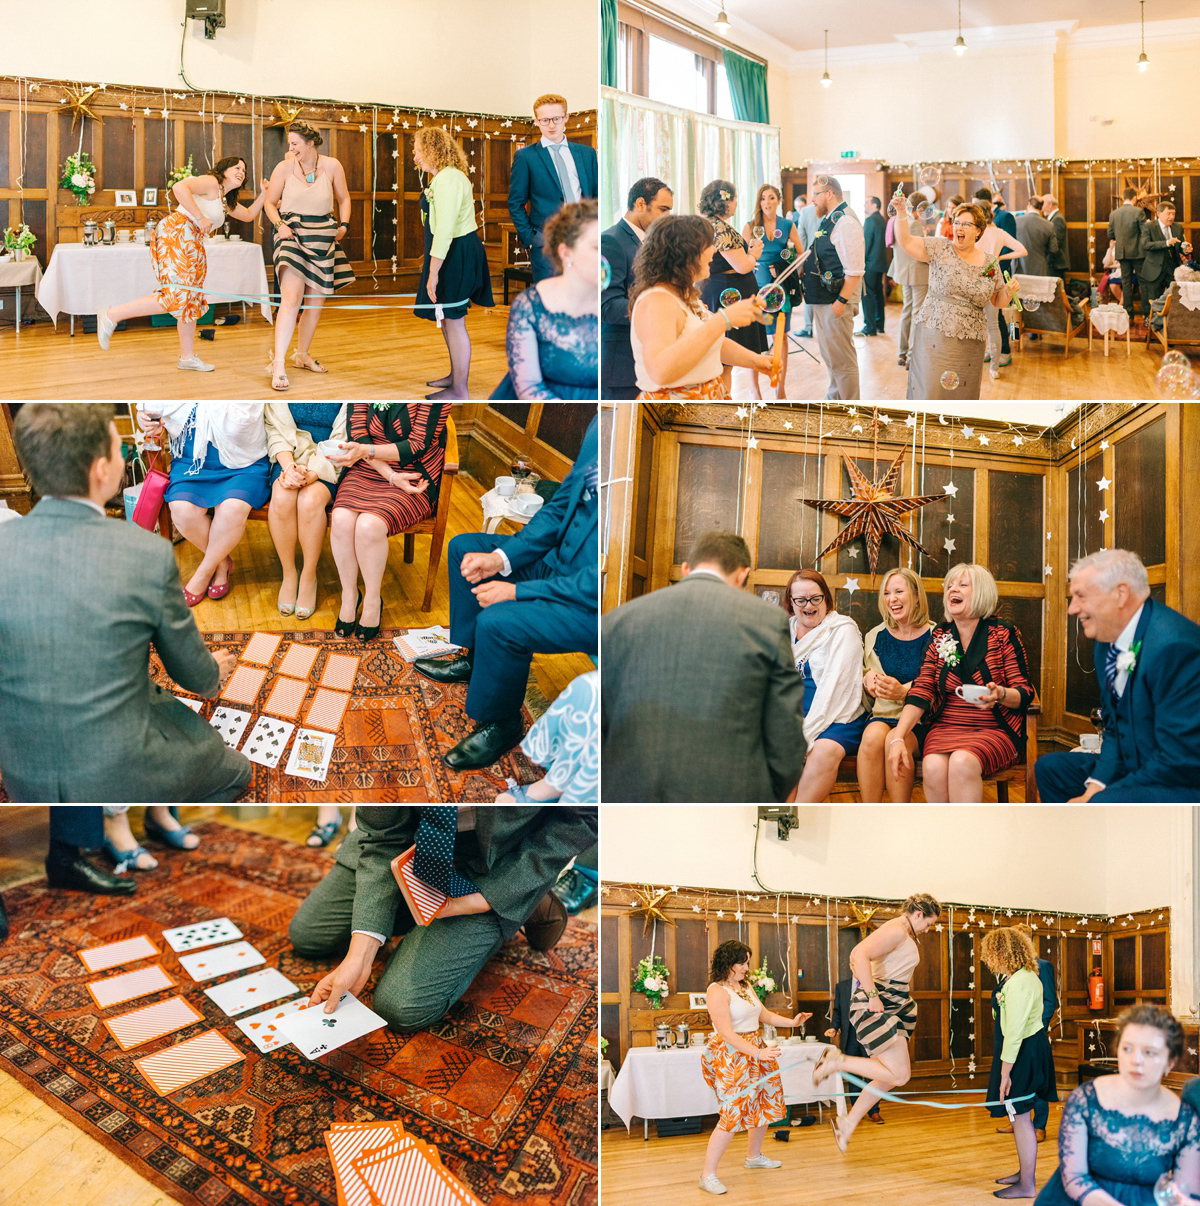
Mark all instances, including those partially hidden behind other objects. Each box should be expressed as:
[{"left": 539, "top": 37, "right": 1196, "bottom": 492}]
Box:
[
  {"left": 490, "top": 286, "right": 599, "bottom": 398},
  {"left": 1034, "top": 1079, "right": 1200, "bottom": 1204}
]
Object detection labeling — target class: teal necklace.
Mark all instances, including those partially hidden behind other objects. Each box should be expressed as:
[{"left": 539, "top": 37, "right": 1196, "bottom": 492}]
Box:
[{"left": 299, "top": 155, "right": 318, "bottom": 184}]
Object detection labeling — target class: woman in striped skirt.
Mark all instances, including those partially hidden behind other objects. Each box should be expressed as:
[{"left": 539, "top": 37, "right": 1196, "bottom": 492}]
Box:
[
  {"left": 886, "top": 563, "right": 1037, "bottom": 802},
  {"left": 263, "top": 122, "right": 355, "bottom": 392},
  {"left": 325, "top": 404, "right": 449, "bottom": 643},
  {"left": 813, "top": 893, "right": 942, "bottom": 1153}
]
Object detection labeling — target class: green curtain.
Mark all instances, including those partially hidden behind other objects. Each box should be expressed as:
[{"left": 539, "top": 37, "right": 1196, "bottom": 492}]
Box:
[
  {"left": 602, "top": 0, "right": 618, "bottom": 89},
  {"left": 723, "top": 48, "right": 769, "bottom": 124}
]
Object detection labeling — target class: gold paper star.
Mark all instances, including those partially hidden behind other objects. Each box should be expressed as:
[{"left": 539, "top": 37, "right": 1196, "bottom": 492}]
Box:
[
  {"left": 625, "top": 887, "right": 675, "bottom": 937},
  {"left": 839, "top": 902, "right": 879, "bottom": 939},
  {"left": 58, "top": 84, "right": 104, "bottom": 132},
  {"left": 267, "top": 101, "right": 306, "bottom": 128}
]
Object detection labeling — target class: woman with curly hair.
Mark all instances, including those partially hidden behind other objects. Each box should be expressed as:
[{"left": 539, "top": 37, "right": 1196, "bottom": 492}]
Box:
[
  {"left": 981, "top": 927, "right": 1057, "bottom": 1200},
  {"left": 886, "top": 563, "right": 1036, "bottom": 803},
  {"left": 700, "top": 939, "right": 811, "bottom": 1195},
  {"left": 412, "top": 126, "right": 495, "bottom": 399},
  {"left": 262, "top": 123, "right": 355, "bottom": 391},
  {"left": 629, "top": 214, "right": 771, "bottom": 399},
  {"left": 813, "top": 893, "right": 941, "bottom": 1153},
  {"left": 1035, "top": 1005, "right": 1200, "bottom": 1205},
  {"left": 98, "top": 156, "right": 270, "bottom": 371},
  {"left": 491, "top": 199, "right": 597, "bottom": 398}
]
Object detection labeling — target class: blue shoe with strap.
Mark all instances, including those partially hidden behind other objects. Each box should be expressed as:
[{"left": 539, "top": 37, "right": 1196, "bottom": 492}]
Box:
[
  {"left": 142, "top": 811, "right": 199, "bottom": 850},
  {"left": 102, "top": 838, "right": 158, "bottom": 874}
]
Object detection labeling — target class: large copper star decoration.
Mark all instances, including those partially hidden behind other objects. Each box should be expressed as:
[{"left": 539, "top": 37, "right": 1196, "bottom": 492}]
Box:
[
  {"left": 58, "top": 84, "right": 104, "bottom": 132},
  {"left": 803, "top": 447, "right": 946, "bottom": 575},
  {"left": 625, "top": 887, "right": 675, "bottom": 937},
  {"left": 839, "top": 902, "right": 879, "bottom": 940},
  {"left": 268, "top": 100, "right": 306, "bottom": 128}
]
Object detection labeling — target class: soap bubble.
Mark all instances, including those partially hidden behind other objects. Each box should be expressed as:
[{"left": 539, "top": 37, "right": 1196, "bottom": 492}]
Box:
[
  {"left": 600, "top": 255, "right": 610, "bottom": 292},
  {"left": 822, "top": 270, "right": 835, "bottom": 285},
  {"left": 772, "top": 227, "right": 784, "bottom": 240},
  {"left": 759, "top": 283, "right": 786, "bottom": 312},
  {"left": 780, "top": 245, "right": 796, "bottom": 261},
  {"left": 913, "top": 200, "right": 931, "bottom": 219},
  {"left": 1023, "top": 298, "right": 1041, "bottom": 312},
  {"left": 887, "top": 196, "right": 904, "bottom": 217},
  {"left": 1155, "top": 363, "right": 1200, "bottom": 399},
  {"left": 940, "top": 370, "right": 960, "bottom": 390},
  {"left": 719, "top": 287, "right": 742, "bottom": 308},
  {"left": 1162, "top": 350, "right": 1190, "bottom": 371},
  {"left": 1155, "top": 1171, "right": 1186, "bottom": 1206},
  {"left": 920, "top": 166, "right": 943, "bottom": 188}
]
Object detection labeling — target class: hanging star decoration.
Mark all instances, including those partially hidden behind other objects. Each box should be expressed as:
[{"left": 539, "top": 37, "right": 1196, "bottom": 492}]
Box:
[
  {"left": 839, "top": 902, "right": 878, "bottom": 940},
  {"left": 267, "top": 100, "right": 306, "bottom": 128},
  {"left": 58, "top": 84, "right": 104, "bottom": 131},
  {"left": 802, "top": 446, "right": 948, "bottom": 575},
  {"left": 624, "top": 886, "right": 675, "bottom": 937}
]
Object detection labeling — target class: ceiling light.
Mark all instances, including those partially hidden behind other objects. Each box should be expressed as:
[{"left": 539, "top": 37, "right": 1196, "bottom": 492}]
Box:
[
  {"left": 715, "top": 6, "right": 729, "bottom": 31},
  {"left": 821, "top": 29, "right": 832, "bottom": 87},
  {"left": 955, "top": 0, "right": 966, "bottom": 54},
  {"left": 1137, "top": 1, "right": 1149, "bottom": 70}
]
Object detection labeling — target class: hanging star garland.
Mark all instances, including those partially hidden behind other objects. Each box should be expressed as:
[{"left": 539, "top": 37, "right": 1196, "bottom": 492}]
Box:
[
  {"left": 803, "top": 447, "right": 948, "bottom": 575},
  {"left": 267, "top": 100, "right": 306, "bottom": 128},
  {"left": 624, "top": 886, "right": 675, "bottom": 937},
  {"left": 58, "top": 84, "right": 104, "bottom": 131},
  {"left": 839, "top": 902, "right": 879, "bottom": 939}
]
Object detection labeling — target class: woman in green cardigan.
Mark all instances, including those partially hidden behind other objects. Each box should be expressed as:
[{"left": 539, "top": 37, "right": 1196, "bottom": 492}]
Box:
[{"left": 413, "top": 127, "right": 495, "bottom": 399}]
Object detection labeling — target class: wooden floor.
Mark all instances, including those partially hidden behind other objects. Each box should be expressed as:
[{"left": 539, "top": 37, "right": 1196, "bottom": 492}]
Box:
[
  {"left": 602, "top": 1099, "right": 1065, "bottom": 1204},
  {"left": 2, "top": 302, "right": 511, "bottom": 400},
  {"left": 728, "top": 300, "right": 1190, "bottom": 400},
  {"left": 0, "top": 805, "right": 597, "bottom": 1206}
]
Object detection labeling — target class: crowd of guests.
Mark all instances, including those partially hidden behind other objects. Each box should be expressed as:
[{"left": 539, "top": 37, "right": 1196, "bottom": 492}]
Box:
[
  {"left": 601, "top": 529, "right": 1200, "bottom": 802},
  {"left": 1104, "top": 187, "right": 1196, "bottom": 332},
  {"left": 0, "top": 403, "right": 599, "bottom": 801}
]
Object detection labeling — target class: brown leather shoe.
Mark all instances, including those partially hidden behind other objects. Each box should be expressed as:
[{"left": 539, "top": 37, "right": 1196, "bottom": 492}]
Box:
[
  {"left": 866, "top": 1111, "right": 884, "bottom": 1124},
  {"left": 1035, "top": 1128, "right": 1047, "bottom": 1143},
  {"left": 523, "top": 891, "right": 568, "bottom": 952},
  {"left": 996, "top": 1123, "right": 1013, "bottom": 1133}
]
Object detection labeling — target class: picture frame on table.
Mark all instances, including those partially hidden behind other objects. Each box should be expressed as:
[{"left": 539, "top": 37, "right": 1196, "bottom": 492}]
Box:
[
  {"left": 114, "top": 189, "right": 137, "bottom": 206},
  {"left": 142, "top": 188, "right": 158, "bottom": 206}
]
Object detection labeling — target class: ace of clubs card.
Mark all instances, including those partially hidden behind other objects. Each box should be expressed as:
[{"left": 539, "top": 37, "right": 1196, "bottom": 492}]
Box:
[{"left": 275, "top": 992, "right": 386, "bottom": 1059}]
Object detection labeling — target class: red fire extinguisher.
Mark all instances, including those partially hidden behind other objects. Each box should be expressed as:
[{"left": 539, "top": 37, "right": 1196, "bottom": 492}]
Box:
[{"left": 1088, "top": 967, "right": 1105, "bottom": 1011}]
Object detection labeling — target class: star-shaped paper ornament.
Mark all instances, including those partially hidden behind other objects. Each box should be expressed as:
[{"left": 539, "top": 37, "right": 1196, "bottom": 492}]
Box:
[
  {"left": 359, "top": 123, "right": 367, "bottom": 132},
  {"left": 962, "top": 425, "right": 975, "bottom": 438},
  {"left": 1100, "top": 440, "right": 1109, "bottom": 451},
  {"left": 1097, "top": 476, "right": 1111, "bottom": 491},
  {"left": 946, "top": 513, "right": 955, "bottom": 524},
  {"left": 839, "top": 902, "right": 877, "bottom": 938},
  {"left": 1099, "top": 509, "right": 1109, "bottom": 522},
  {"left": 905, "top": 414, "right": 917, "bottom": 428},
  {"left": 802, "top": 448, "right": 947, "bottom": 575},
  {"left": 844, "top": 577, "right": 860, "bottom": 595},
  {"left": 267, "top": 101, "right": 306, "bottom": 128},
  {"left": 943, "top": 480, "right": 959, "bottom": 497},
  {"left": 119, "top": 102, "right": 128, "bottom": 111},
  {"left": 978, "top": 434, "right": 989, "bottom": 446},
  {"left": 747, "top": 436, "right": 758, "bottom": 449},
  {"left": 736, "top": 405, "right": 748, "bottom": 419},
  {"left": 1044, "top": 564, "right": 1053, "bottom": 576},
  {"left": 1014, "top": 435, "right": 1024, "bottom": 446},
  {"left": 625, "top": 887, "right": 675, "bottom": 936},
  {"left": 847, "top": 546, "right": 859, "bottom": 558},
  {"left": 944, "top": 538, "right": 956, "bottom": 553},
  {"left": 784, "top": 420, "right": 793, "bottom": 429},
  {"left": 58, "top": 84, "right": 104, "bottom": 131}
]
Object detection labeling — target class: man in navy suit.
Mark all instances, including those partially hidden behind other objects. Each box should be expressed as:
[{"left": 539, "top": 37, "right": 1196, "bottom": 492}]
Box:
[
  {"left": 415, "top": 416, "right": 598, "bottom": 770},
  {"left": 601, "top": 177, "right": 673, "bottom": 398},
  {"left": 508, "top": 93, "right": 599, "bottom": 283},
  {"left": 861, "top": 197, "right": 889, "bottom": 336},
  {"left": 1036, "top": 549, "right": 1200, "bottom": 802}
]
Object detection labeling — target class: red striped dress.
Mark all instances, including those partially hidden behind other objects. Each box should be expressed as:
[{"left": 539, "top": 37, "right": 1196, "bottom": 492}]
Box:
[
  {"left": 333, "top": 404, "right": 447, "bottom": 535},
  {"left": 907, "top": 618, "right": 1036, "bottom": 777}
]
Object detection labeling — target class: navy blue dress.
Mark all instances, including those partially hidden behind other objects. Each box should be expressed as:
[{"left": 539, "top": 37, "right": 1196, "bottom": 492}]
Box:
[
  {"left": 870, "top": 626, "right": 934, "bottom": 751},
  {"left": 165, "top": 407, "right": 271, "bottom": 510},
  {"left": 490, "top": 287, "right": 599, "bottom": 398},
  {"left": 415, "top": 191, "right": 494, "bottom": 323},
  {"left": 268, "top": 403, "right": 342, "bottom": 494}
]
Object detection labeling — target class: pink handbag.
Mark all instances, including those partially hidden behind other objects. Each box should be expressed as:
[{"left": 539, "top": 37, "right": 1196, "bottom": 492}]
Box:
[{"left": 131, "top": 450, "right": 170, "bottom": 532}]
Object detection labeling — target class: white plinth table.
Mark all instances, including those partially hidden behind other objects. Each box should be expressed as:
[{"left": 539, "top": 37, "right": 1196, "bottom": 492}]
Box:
[
  {"left": 36, "top": 240, "right": 272, "bottom": 331},
  {"left": 608, "top": 1040, "right": 846, "bottom": 1138},
  {"left": 480, "top": 485, "right": 541, "bottom": 534},
  {"left": 0, "top": 256, "right": 43, "bottom": 332},
  {"left": 1089, "top": 304, "right": 1131, "bottom": 357}
]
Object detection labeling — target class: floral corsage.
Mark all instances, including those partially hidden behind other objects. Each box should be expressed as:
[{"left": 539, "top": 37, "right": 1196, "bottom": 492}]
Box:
[
  {"left": 1116, "top": 640, "right": 1142, "bottom": 677},
  {"left": 934, "top": 632, "right": 961, "bottom": 667},
  {"left": 980, "top": 257, "right": 999, "bottom": 280}
]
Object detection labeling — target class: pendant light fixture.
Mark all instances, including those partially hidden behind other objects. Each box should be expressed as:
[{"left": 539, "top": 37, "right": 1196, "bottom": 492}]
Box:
[
  {"left": 821, "top": 29, "right": 832, "bottom": 87},
  {"left": 715, "top": 5, "right": 730, "bottom": 31},
  {"left": 954, "top": 0, "right": 966, "bottom": 54},
  {"left": 1137, "top": 1, "right": 1149, "bottom": 70}
]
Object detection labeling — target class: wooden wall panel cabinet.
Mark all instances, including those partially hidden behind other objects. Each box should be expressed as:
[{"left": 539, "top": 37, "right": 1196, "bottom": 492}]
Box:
[
  {"left": 1115, "top": 415, "right": 1166, "bottom": 568},
  {"left": 672, "top": 443, "right": 741, "bottom": 565}
]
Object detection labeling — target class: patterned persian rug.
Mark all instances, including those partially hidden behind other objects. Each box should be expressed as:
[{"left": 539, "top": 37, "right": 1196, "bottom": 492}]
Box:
[{"left": 0, "top": 823, "right": 598, "bottom": 1206}]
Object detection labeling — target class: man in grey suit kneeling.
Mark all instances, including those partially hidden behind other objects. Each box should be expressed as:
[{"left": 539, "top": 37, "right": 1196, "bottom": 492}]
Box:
[
  {"left": 601, "top": 530, "right": 806, "bottom": 802},
  {"left": 0, "top": 403, "right": 249, "bottom": 803}
]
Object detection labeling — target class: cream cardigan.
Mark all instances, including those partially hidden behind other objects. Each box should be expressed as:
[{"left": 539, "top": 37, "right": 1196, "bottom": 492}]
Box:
[
  {"left": 862, "top": 621, "right": 935, "bottom": 719},
  {"left": 263, "top": 403, "right": 348, "bottom": 487}
]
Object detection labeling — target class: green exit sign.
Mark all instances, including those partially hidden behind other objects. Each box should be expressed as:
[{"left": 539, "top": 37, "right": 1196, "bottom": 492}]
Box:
[{"left": 840, "top": 151, "right": 858, "bottom": 159}]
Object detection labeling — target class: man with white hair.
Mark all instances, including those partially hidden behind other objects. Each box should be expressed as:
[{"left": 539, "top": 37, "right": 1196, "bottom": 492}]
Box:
[{"left": 1036, "top": 549, "right": 1200, "bottom": 802}]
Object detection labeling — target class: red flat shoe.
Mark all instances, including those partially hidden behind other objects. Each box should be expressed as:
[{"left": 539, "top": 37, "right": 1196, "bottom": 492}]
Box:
[
  {"left": 207, "top": 557, "right": 234, "bottom": 600},
  {"left": 183, "top": 586, "right": 206, "bottom": 607}
]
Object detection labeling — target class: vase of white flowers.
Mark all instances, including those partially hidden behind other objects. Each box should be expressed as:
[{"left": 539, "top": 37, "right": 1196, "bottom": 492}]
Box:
[
  {"left": 60, "top": 152, "right": 97, "bottom": 204},
  {"left": 747, "top": 960, "right": 776, "bottom": 1003},
  {"left": 166, "top": 156, "right": 196, "bottom": 209},
  {"left": 633, "top": 955, "right": 670, "bottom": 1009},
  {"left": 3, "top": 224, "right": 35, "bottom": 261}
]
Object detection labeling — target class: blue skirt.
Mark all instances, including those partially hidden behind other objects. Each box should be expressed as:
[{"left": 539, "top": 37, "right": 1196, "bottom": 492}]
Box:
[
  {"left": 866, "top": 713, "right": 927, "bottom": 756},
  {"left": 166, "top": 427, "right": 271, "bottom": 510},
  {"left": 815, "top": 712, "right": 870, "bottom": 755}
]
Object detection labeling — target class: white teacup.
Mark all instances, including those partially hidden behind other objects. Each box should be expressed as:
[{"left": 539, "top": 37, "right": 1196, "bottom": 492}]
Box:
[
  {"left": 495, "top": 475, "right": 516, "bottom": 497},
  {"left": 117, "top": 229, "right": 132, "bottom": 241},
  {"left": 316, "top": 439, "right": 345, "bottom": 458},
  {"left": 512, "top": 493, "right": 544, "bottom": 518},
  {"left": 691, "top": 1033, "right": 704, "bottom": 1046},
  {"left": 804, "top": 1035, "right": 817, "bottom": 1042},
  {"left": 1080, "top": 733, "right": 1101, "bottom": 752},
  {"left": 955, "top": 683, "right": 992, "bottom": 704}
]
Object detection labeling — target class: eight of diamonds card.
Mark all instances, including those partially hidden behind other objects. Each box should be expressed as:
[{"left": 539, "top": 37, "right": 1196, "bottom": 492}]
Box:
[
  {"left": 177, "top": 940, "right": 265, "bottom": 982},
  {"left": 204, "top": 967, "right": 298, "bottom": 1017},
  {"left": 235, "top": 997, "right": 315, "bottom": 1053},
  {"left": 162, "top": 917, "right": 243, "bottom": 953},
  {"left": 275, "top": 992, "right": 386, "bottom": 1060}
]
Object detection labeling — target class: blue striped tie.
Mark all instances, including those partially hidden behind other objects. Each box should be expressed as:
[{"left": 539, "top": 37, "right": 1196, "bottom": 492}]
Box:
[
  {"left": 414, "top": 807, "right": 479, "bottom": 898},
  {"left": 1104, "top": 644, "right": 1120, "bottom": 696}
]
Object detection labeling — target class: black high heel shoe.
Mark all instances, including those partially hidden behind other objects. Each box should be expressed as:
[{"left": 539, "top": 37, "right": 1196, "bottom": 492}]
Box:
[
  {"left": 356, "top": 596, "right": 382, "bottom": 644},
  {"left": 334, "top": 590, "right": 362, "bottom": 639}
]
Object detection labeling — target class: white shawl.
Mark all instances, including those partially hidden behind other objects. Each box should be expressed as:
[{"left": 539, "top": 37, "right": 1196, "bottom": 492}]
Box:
[
  {"left": 159, "top": 402, "right": 269, "bottom": 476},
  {"left": 790, "top": 610, "right": 866, "bottom": 745}
]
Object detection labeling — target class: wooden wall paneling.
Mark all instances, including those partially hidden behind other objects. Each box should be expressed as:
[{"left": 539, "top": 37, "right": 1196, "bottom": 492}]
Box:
[
  {"left": 796, "top": 922, "right": 830, "bottom": 994},
  {"left": 601, "top": 402, "right": 635, "bottom": 613},
  {"left": 102, "top": 117, "right": 135, "bottom": 194},
  {"left": 756, "top": 448, "right": 824, "bottom": 572},
  {"left": 490, "top": 403, "right": 533, "bottom": 429},
  {"left": 0, "top": 110, "right": 9, "bottom": 186},
  {"left": 182, "top": 120, "right": 213, "bottom": 175},
  {"left": 988, "top": 469, "right": 1045, "bottom": 583},
  {"left": 836, "top": 587, "right": 884, "bottom": 635},
  {"left": 601, "top": 914, "right": 619, "bottom": 994},
  {"left": 836, "top": 926, "right": 857, "bottom": 984},
  {"left": 1114, "top": 413, "right": 1166, "bottom": 569},
  {"left": 1142, "top": 930, "right": 1167, "bottom": 994},
  {"left": 1173, "top": 403, "right": 1200, "bottom": 618},
  {"left": 650, "top": 432, "right": 679, "bottom": 592},
  {"left": 617, "top": 908, "right": 632, "bottom": 1062},
  {"left": 911, "top": 997, "right": 943, "bottom": 1062},
  {"left": 740, "top": 443, "right": 763, "bottom": 571},
  {"left": 674, "top": 918, "right": 713, "bottom": 998},
  {"left": 1112, "top": 934, "right": 1136, "bottom": 991},
  {"left": 974, "top": 466, "right": 989, "bottom": 576},
  {"left": 535, "top": 403, "right": 594, "bottom": 462},
  {"left": 601, "top": 1002, "right": 621, "bottom": 1069},
  {"left": 633, "top": 413, "right": 657, "bottom": 564},
  {"left": 949, "top": 997, "right": 975, "bottom": 1059},
  {"left": 20, "top": 200, "right": 47, "bottom": 265},
  {"left": 757, "top": 922, "right": 792, "bottom": 1008},
  {"left": 995, "top": 595, "right": 1044, "bottom": 704},
  {"left": 672, "top": 438, "right": 742, "bottom": 565},
  {"left": 917, "top": 463, "right": 975, "bottom": 579}
]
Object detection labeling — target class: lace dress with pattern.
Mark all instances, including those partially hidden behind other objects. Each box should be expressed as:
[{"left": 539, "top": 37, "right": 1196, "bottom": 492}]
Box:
[{"left": 490, "top": 286, "right": 598, "bottom": 398}]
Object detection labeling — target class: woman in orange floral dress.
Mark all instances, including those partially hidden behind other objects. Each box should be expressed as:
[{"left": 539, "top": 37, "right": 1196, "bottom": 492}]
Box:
[
  {"left": 98, "top": 156, "right": 270, "bottom": 371},
  {"left": 699, "top": 940, "right": 812, "bottom": 1196}
]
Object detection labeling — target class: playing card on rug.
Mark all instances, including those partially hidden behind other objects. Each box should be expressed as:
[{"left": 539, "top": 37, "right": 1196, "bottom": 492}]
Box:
[
  {"left": 86, "top": 963, "right": 176, "bottom": 1009},
  {"left": 319, "top": 651, "right": 360, "bottom": 692},
  {"left": 277, "top": 642, "right": 320, "bottom": 679},
  {"left": 353, "top": 1135, "right": 482, "bottom": 1206},
  {"left": 103, "top": 996, "right": 204, "bottom": 1051},
  {"left": 79, "top": 934, "right": 159, "bottom": 973},
  {"left": 134, "top": 1029, "right": 244, "bottom": 1095},
  {"left": 241, "top": 631, "right": 283, "bottom": 665},
  {"left": 263, "top": 674, "right": 309, "bottom": 720},
  {"left": 162, "top": 916, "right": 243, "bottom": 953},
  {"left": 390, "top": 845, "right": 447, "bottom": 926},
  {"left": 209, "top": 705, "right": 252, "bottom": 748},
  {"left": 275, "top": 991, "right": 386, "bottom": 1060},
  {"left": 285, "top": 728, "right": 335, "bottom": 782},
  {"left": 204, "top": 967, "right": 298, "bottom": 1016},
  {"left": 177, "top": 940, "right": 265, "bottom": 982},
  {"left": 236, "top": 997, "right": 315, "bottom": 1053},
  {"left": 221, "top": 664, "right": 268, "bottom": 706},
  {"left": 242, "top": 716, "right": 295, "bottom": 768},
  {"left": 325, "top": 1121, "right": 406, "bottom": 1206},
  {"left": 303, "top": 686, "right": 350, "bottom": 733},
  {"left": 174, "top": 695, "right": 204, "bottom": 713}
]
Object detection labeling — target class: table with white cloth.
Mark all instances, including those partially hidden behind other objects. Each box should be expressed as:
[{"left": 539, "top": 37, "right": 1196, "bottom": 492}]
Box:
[
  {"left": 0, "top": 256, "right": 44, "bottom": 332},
  {"left": 1177, "top": 282, "right": 1200, "bottom": 312},
  {"left": 608, "top": 1040, "right": 846, "bottom": 1139},
  {"left": 479, "top": 485, "right": 539, "bottom": 534},
  {"left": 1089, "top": 303, "right": 1131, "bottom": 357},
  {"left": 36, "top": 239, "right": 272, "bottom": 331},
  {"left": 601, "top": 1059, "right": 615, "bottom": 1092}
]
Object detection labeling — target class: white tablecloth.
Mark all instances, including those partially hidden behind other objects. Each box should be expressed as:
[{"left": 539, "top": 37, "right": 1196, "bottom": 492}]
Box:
[
  {"left": 0, "top": 257, "right": 42, "bottom": 289},
  {"left": 36, "top": 240, "right": 272, "bottom": 325},
  {"left": 1013, "top": 274, "right": 1060, "bottom": 304},
  {"left": 1090, "top": 304, "right": 1129, "bottom": 336},
  {"left": 1177, "top": 282, "right": 1200, "bottom": 312},
  {"left": 601, "top": 1059, "right": 615, "bottom": 1092},
  {"left": 607, "top": 1041, "right": 846, "bottom": 1131},
  {"left": 480, "top": 485, "right": 540, "bottom": 534}
]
